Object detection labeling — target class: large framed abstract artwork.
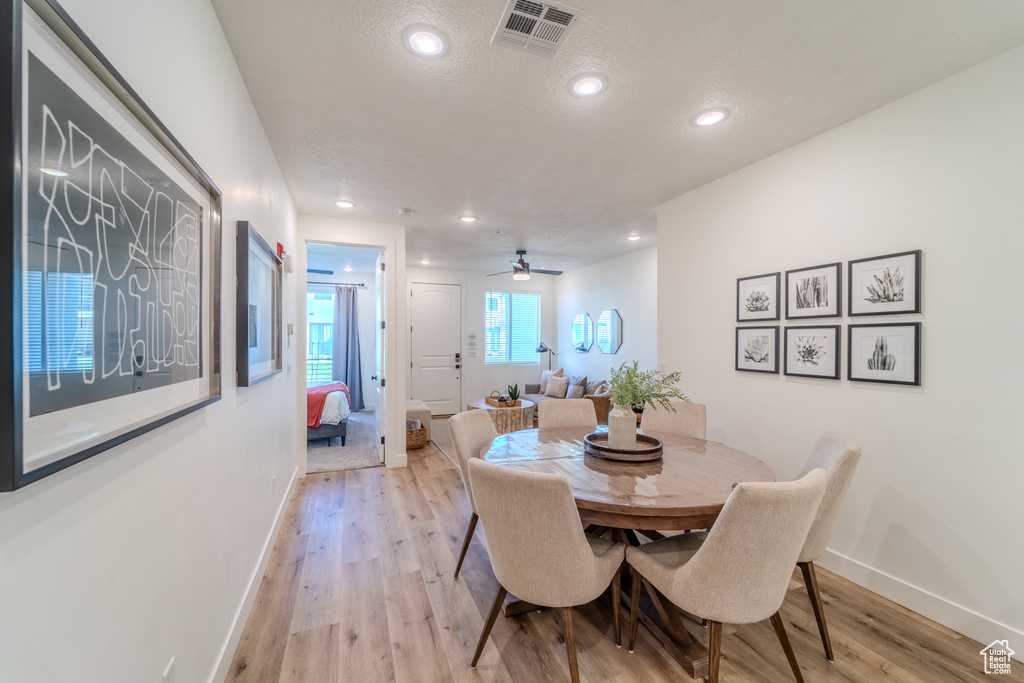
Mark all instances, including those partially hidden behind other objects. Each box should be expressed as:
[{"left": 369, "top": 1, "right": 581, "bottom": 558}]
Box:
[
  {"left": 236, "top": 221, "right": 282, "bottom": 387},
  {"left": 1, "top": 0, "right": 223, "bottom": 490}
]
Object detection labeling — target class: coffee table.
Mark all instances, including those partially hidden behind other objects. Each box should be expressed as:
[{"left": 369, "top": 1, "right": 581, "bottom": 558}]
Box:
[{"left": 465, "top": 398, "right": 535, "bottom": 435}]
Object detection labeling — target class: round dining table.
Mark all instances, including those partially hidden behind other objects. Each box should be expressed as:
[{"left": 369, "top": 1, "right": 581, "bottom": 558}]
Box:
[
  {"left": 481, "top": 425, "right": 776, "bottom": 679},
  {"left": 482, "top": 425, "right": 776, "bottom": 531}
]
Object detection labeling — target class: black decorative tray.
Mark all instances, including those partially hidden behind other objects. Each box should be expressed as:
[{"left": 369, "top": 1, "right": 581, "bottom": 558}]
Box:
[{"left": 583, "top": 432, "right": 663, "bottom": 462}]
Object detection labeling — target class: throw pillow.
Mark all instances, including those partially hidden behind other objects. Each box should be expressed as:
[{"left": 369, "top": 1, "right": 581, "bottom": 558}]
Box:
[
  {"left": 566, "top": 375, "right": 588, "bottom": 399},
  {"left": 545, "top": 375, "right": 570, "bottom": 398},
  {"left": 586, "top": 380, "right": 608, "bottom": 395},
  {"left": 540, "top": 367, "right": 564, "bottom": 394}
]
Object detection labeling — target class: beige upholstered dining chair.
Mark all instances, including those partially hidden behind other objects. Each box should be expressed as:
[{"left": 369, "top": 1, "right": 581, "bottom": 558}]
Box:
[
  {"left": 538, "top": 398, "right": 598, "bottom": 429},
  {"left": 639, "top": 400, "right": 706, "bottom": 439},
  {"left": 626, "top": 470, "right": 827, "bottom": 683},
  {"left": 467, "top": 459, "right": 626, "bottom": 683},
  {"left": 792, "top": 431, "right": 862, "bottom": 661},
  {"left": 448, "top": 410, "right": 499, "bottom": 579}
]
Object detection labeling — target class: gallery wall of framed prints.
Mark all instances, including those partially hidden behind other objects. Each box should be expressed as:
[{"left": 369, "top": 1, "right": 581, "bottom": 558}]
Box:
[
  {"left": 735, "top": 249, "right": 922, "bottom": 387},
  {"left": 1, "top": 0, "right": 223, "bottom": 490}
]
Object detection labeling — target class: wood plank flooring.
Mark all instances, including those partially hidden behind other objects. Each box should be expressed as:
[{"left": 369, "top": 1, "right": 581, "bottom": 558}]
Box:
[{"left": 227, "top": 443, "right": 1022, "bottom": 682}]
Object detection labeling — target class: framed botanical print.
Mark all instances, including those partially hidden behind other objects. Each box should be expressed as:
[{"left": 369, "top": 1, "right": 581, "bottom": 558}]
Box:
[
  {"left": 236, "top": 222, "right": 282, "bottom": 387},
  {"left": 1, "top": 0, "right": 223, "bottom": 490},
  {"left": 848, "top": 323, "right": 921, "bottom": 386},
  {"left": 784, "top": 326, "right": 840, "bottom": 380},
  {"left": 736, "top": 326, "right": 779, "bottom": 374},
  {"left": 736, "top": 272, "right": 780, "bottom": 322},
  {"left": 786, "top": 262, "right": 841, "bottom": 319},
  {"left": 848, "top": 250, "right": 921, "bottom": 316}
]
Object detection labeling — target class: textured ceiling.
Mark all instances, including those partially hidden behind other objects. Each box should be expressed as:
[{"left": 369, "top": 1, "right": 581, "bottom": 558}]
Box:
[{"left": 211, "top": 0, "right": 1024, "bottom": 274}]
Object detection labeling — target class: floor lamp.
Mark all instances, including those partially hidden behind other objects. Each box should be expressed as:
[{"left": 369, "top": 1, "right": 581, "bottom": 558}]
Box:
[{"left": 536, "top": 342, "right": 555, "bottom": 370}]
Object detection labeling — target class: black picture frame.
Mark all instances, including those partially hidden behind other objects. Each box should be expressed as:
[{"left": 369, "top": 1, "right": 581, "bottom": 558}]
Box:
[
  {"left": 736, "top": 272, "right": 780, "bottom": 322},
  {"left": 736, "top": 326, "right": 780, "bottom": 374},
  {"left": 848, "top": 323, "right": 921, "bottom": 386},
  {"left": 2, "top": 0, "right": 223, "bottom": 491},
  {"left": 848, "top": 250, "right": 922, "bottom": 316},
  {"left": 784, "top": 326, "right": 841, "bottom": 380},
  {"left": 785, "top": 262, "right": 842, "bottom": 319},
  {"left": 236, "top": 221, "right": 282, "bottom": 387}
]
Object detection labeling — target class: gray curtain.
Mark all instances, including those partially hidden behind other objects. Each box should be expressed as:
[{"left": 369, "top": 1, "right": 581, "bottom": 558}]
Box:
[{"left": 332, "top": 286, "right": 365, "bottom": 410}]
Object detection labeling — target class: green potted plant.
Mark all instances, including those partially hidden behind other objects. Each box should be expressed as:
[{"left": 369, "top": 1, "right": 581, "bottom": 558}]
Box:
[
  {"left": 607, "top": 361, "right": 688, "bottom": 449},
  {"left": 506, "top": 383, "right": 520, "bottom": 405}
]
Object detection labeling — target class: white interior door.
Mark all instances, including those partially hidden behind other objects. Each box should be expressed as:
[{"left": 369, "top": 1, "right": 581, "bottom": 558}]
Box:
[
  {"left": 410, "top": 282, "right": 462, "bottom": 415},
  {"left": 374, "top": 254, "right": 386, "bottom": 463}
]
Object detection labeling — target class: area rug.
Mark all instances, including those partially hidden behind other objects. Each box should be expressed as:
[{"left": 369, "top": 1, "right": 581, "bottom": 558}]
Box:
[
  {"left": 306, "top": 410, "right": 382, "bottom": 473},
  {"left": 430, "top": 415, "right": 457, "bottom": 467}
]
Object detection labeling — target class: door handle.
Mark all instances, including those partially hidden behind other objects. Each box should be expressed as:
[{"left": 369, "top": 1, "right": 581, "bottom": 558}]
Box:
[{"left": 371, "top": 374, "right": 378, "bottom": 380}]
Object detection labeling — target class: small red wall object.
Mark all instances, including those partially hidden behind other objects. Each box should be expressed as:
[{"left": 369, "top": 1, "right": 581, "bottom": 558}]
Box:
[{"left": 277, "top": 242, "right": 285, "bottom": 259}]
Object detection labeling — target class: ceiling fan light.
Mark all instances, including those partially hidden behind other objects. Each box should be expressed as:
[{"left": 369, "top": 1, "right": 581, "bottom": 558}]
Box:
[{"left": 512, "top": 271, "right": 530, "bottom": 281}]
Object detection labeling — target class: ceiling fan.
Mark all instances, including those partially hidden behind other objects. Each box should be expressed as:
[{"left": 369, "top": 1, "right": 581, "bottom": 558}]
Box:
[{"left": 487, "top": 250, "right": 563, "bottom": 280}]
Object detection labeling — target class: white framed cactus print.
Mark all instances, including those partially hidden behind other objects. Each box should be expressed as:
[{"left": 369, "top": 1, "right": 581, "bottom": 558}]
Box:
[
  {"left": 848, "top": 323, "right": 921, "bottom": 386},
  {"left": 784, "top": 326, "right": 840, "bottom": 380},
  {"left": 848, "top": 250, "right": 921, "bottom": 316},
  {"left": 736, "top": 326, "right": 779, "bottom": 374}
]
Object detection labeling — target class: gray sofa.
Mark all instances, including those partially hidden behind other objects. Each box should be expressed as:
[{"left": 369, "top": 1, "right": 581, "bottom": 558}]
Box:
[{"left": 523, "top": 378, "right": 611, "bottom": 425}]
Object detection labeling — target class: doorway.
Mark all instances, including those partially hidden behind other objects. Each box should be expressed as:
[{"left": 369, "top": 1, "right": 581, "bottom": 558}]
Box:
[
  {"left": 304, "top": 242, "right": 384, "bottom": 473},
  {"left": 410, "top": 282, "right": 462, "bottom": 415}
]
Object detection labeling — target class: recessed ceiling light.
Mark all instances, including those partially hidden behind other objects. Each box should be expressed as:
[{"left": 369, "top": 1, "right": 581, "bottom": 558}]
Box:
[
  {"left": 334, "top": 200, "right": 355, "bottom": 208},
  {"left": 570, "top": 74, "right": 606, "bottom": 97},
  {"left": 403, "top": 25, "right": 448, "bottom": 58},
  {"left": 421, "top": 259, "right": 431, "bottom": 265},
  {"left": 398, "top": 208, "right": 414, "bottom": 216},
  {"left": 627, "top": 234, "right": 641, "bottom": 241},
  {"left": 460, "top": 215, "right": 477, "bottom": 223},
  {"left": 344, "top": 265, "right": 353, "bottom": 272},
  {"left": 695, "top": 109, "right": 729, "bottom": 126},
  {"left": 40, "top": 168, "right": 68, "bottom": 177}
]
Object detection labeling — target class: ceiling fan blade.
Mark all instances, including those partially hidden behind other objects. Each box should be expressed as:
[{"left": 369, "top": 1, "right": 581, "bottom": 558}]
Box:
[
  {"left": 486, "top": 270, "right": 511, "bottom": 277},
  {"left": 531, "top": 269, "right": 563, "bottom": 275},
  {"left": 511, "top": 261, "right": 526, "bottom": 271}
]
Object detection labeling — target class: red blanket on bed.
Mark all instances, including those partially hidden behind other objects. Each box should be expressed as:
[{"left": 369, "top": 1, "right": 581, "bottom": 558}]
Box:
[{"left": 307, "top": 382, "right": 351, "bottom": 428}]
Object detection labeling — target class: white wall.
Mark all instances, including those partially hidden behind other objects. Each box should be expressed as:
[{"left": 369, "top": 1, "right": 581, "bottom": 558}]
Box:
[
  {"left": 297, "top": 215, "right": 408, "bottom": 467},
  {"left": 658, "top": 46, "right": 1024, "bottom": 649},
  {"left": 556, "top": 248, "right": 658, "bottom": 386},
  {"left": 305, "top": 265, "right": 378, "bottom": 403},
  {"left": 405, "top": 267, "right": 559, "bottom": 406},
  {"left": 0, "top": 1, "right": 300, "bottom": 682}
]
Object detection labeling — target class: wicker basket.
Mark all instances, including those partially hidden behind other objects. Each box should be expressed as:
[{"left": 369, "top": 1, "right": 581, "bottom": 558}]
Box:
[{"left": 406, "top": 427, "right": 427, "bottom": 449}]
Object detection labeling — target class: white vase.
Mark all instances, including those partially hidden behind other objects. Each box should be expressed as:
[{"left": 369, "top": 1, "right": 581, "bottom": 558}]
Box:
[{"left": 608, "top": 403, "right": 637, "bottom": 450}]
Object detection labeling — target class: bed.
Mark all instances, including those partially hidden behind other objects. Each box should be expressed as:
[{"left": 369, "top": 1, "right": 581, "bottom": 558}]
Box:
[{"left": 307, "top": 382, "right": 352, "bottom": 446}]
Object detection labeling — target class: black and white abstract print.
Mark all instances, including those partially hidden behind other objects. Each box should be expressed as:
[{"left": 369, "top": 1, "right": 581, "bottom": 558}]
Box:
[{"left": 27, "top": 55, "right": 203, "bottom": 416}]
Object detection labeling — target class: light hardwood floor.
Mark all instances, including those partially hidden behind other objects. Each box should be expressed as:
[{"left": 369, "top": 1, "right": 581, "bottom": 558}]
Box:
[{"left": 227, "top": 443, "right": 1020, "bottom": 682}]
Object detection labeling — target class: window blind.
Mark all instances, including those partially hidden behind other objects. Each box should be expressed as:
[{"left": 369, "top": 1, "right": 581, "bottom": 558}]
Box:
[{"left": 484, "top": 291, "right": 540, "bottom": 364}]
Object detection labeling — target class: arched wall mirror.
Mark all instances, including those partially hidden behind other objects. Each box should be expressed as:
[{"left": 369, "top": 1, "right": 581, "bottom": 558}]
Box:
[
  {"left": 571, "top": 313, "right": 594, "bottom": 352},
  {"left": 596, "top": 309, "right": 622, "bottom": 354}
]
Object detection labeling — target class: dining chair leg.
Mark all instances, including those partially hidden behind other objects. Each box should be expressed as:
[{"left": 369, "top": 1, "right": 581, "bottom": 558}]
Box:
[
  {"left": 770, "top": 611, "right": 805, "bottom": 683},
  {"left": 611, "top": 564, "right": 622, "bottom": 647},
  {"left": 628, "top": 568, "right": 642, "bottom": 653},
  {"left": 707, "top": 620, "right": 722, "bottom": 683},
  {"left": 799, "top": 561, "right": 834, "bottom": 661},
  {"left": 453, "top": 513, "right": 478, "bottom": 579},
  {"left": 562, "top": 607, "right": 580, "bottom": 683},
  {"left": 472, "top": 585, "right": 508, "bottom": 667}
]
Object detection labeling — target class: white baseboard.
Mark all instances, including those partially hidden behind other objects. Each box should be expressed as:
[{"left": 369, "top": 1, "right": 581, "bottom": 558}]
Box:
[
  {"left": 820, "top": 549, "right": 1023, "bottom": 663},
  {"left": 387, "top": 450, "right": 408, "bottom": 468},
  {"left": 208, "top": 466, "right": 301, "bottom": 683}
]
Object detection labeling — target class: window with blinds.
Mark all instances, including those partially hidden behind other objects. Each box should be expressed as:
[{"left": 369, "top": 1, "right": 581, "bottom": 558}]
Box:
[
  {"left": 484, "top": 291, "right": 540, "bottom": 364},
  {"left": 26, "top": 271, "right": 95, "bottom": 372}
]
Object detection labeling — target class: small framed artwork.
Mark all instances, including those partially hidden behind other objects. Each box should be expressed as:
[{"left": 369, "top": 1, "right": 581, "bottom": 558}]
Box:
[
  {"left": 2, "top": 0, "right": 223, "bottom": 490},
  {"left": 784, "top": 326, "right": 840, "bottom": 380},
  {"left": 737, "top": 272, "right": 780, "bottom": 322},
  {"left": 236, "top": 222, "right": 283, "bottom": 386},
  {"left": 848, "top": 323, "right": 921, "bottom": 386},
  {"left": 736, "top": 327, "right": 780, "bottom": 374},
  {"left": 786, "top": 262, "right": 841, "bottom": 319},
  {"left": 848, "top": 250, "right": 921, "bottom": 316}
]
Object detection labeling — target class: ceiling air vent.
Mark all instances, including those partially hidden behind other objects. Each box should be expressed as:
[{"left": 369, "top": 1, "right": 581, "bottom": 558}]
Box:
[{"left": 491, "top": 0, "right": 584, "bottom": 59}]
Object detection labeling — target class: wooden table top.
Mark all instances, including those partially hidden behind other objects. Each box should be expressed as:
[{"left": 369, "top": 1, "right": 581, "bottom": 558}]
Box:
[
  {"left": 467, "top": 398, "right": 535, "bottom": 411},
  {"left": 482, "top": 426, "right": 775, "bottom": 530}
]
